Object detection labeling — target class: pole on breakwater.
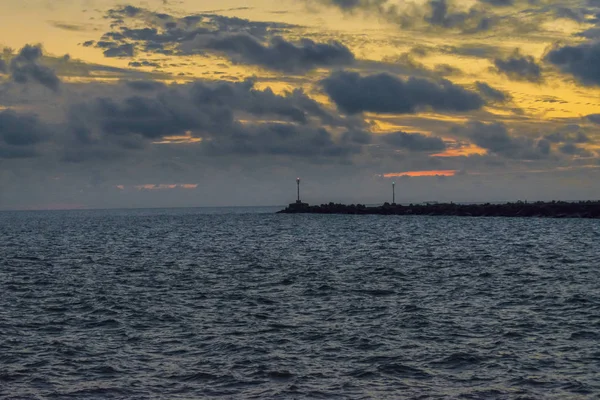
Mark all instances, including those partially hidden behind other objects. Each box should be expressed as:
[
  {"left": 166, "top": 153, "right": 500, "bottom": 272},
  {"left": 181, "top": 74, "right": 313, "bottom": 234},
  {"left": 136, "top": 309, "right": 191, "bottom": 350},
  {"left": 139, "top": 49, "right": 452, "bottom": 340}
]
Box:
[
  {"left": 297, "top": 177, "right": 301, "bottom": 203},
  {"left": 392, "top": 181, "right": 396, "bottom": 205}
]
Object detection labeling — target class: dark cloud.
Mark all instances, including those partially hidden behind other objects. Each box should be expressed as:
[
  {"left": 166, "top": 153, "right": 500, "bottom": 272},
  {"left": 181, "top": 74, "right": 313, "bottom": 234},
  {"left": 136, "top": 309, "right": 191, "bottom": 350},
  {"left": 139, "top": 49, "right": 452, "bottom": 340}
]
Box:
[
  {"left": 536, "top": 138, "right": 551, "bottom": 156},
  {"left": 310, "top": 0, "right": 400, "bottom": 17},
  {"left": 545, "top": 128, "right": 589, "bottom": 144},
  {"left": 546, "top": 42, "right": 600, "bottom": 86},
  {"left": 64, "top": 79, "right": 358, "bottom": 157},
  {"left": 493, "top": 49, "right": 542, "bottom": 82},
  {"left": 49, "top": 21, "right": 91, "bottom": 32},
  {"left": 128, "top": 60, "right": 161, "bottom": 68},
  {"left": 479, "top": 0, "right": 514, "bottom": 6},
  {"left": 118, "top": 5, "right": 143, "bottom": 17},
  {"left": 36, "top": 52, "right": 170, "bottom": 82},
  {"left": 380, "top": 131, "right": 446, "bottom": 151},
  {"left": 202, "top": 123, "right": 362, "bottom": 158},
  {"left": 0, "top": 58, "right": 6, "bottom": 73},
  {"left": 341, "top": 129, "right": 371, "bottom": 145},
  {"left": 309, "top": 0, "right": 501, "bottom": 33},
  {"left": 100, "top": 7, "right": 296, "bottom": 49},
  {"left": 185, "top": 34, "right": 354, "bottom": 72},
  {"left": 186, "top": 79, "right": 347, "bottom": 126},
  {"left": 433, "top": 63, "right": 462, "bottom": 76},
  {"left": 475, "top": 81, "right": 508, "bottom": 102},
  {"left": 91, "top": 6, "right": 351, "bottom": 72},
  {"left": 321, "top": 71, "right": 484, "bottom": 115},
  {"left": 559, "top": 142, "right": 589, "bottom": 156},
  {"left": 327, "top": 0, "right": 362, "bottom": 9},
  {"left": 0, "top": 146, "right": 39, "bottom": 159},
  {"left": 125, "top": 80, "right": 167, "bottom": 91},
  {"left": 577, "top": 28, "right": 600, "bottom": 40},
  {"left": 554, "top": 7, "right": 585, "bottom": 22},
  {"left": 307, "top": 0, "right": 568, "bottom": 38},
  {"left": 50, "top": 76, "right": 452, "bottom": 169},
  {"left": 105, "top": 6, "right": 296, "bottom": 38},
  {"left": 587, "top": 113, "right": 600, "bottom": 124},
  {"left": 71, "top": 94, "right": 219, "bottom": 142},
  {"left": 427, "top": 0, "right": 496, "bottom": 33},
  {"left": 456, "top": 121, "right": 550, "bottom": 159},
  {"left": 8, "top": 45, "right": 61, "bottom": 91},
  {"left": 358, "top": 53, "right": 459, "bottom": 80},
  {"left": 439, "top": 43, "right": 504, "bottom": 58},
  {"left": 0, "top": 110, "right": 49, "bottom": 158},
  {"left": 97, "top": 42, "right": 135, "bottom": 58}
]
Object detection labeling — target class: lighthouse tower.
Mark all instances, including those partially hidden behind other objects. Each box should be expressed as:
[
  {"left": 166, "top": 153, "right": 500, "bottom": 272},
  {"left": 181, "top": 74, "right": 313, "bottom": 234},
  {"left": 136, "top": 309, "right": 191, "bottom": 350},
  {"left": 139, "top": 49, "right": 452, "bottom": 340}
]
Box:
[{"left": 288, "top": 177, "right": 309, "bottom": 211}]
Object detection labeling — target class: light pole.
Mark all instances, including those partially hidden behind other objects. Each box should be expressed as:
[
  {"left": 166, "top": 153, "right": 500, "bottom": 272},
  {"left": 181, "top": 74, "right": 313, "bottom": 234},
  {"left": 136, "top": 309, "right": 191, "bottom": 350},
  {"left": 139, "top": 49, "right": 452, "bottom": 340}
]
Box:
[
  {"left": 392, "top": 181, "right": 395, "bottom": 204},
  {"left": 297, "top": 177, "right": 301, "bottom": 203}
]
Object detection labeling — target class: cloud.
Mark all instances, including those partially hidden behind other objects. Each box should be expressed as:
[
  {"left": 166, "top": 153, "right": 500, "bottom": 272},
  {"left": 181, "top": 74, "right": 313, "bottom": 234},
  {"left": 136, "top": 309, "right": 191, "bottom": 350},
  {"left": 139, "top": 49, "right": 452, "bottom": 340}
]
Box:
[
  {"left": 479, "top": 0, "right": 514, "bottom": 6},
  {"left": 305, "top": 0, "right": 515, "bottom": 34},
  {"left": 114, "top": 5, "right": 143, "bottom": 17},
  {"left": 90, "top": 6, "right": 353, "bottom": 72},
  {"left": 105, "top": 6, "right": 295, "bottom": 39},
  {"left": 321, "top": 71, "right": 484, "bottom": 114},
  {"left": 49, "top": 21, "right": 92, "bottom": 32},
  {"left": 559, "top": 142, "right": 591, "bottom": 156},
  {"left": 8, "top": 45, "right": 61, "bottom": 91},
  {"left": 554, "top": 6, "right": 586, "bottom": 22},
  {"left": 62, "top": 78, "right": 360, "bottom": 160},
  {"left": 439, "top": 43, "right": 504, "bottom": 58},
  {"left": 185, "top": 79, "right": 348, "bottom": 127},
  {"left": 125, "top": 80, "right": 167, "bottom": 91},
  {"left": 546, "top": 41, "right": 600, "bottom": 86},
  {"left": 202, "top": 123, "right": 362, "bottom": 158},
  {"left": 0, "top": 110, "right": 49, "bottom": 158},
  {"left": 97, "top": 42, "right": 135, "bottom": 58},
  {"left": 545, "top": 127, "right": 589, "bottom": 144},
  {"left": 475, "top": 81, "right": 509, "bottom": 102},
  {"left": 427, "top": 0, "right": 497, "bottom": 33},
  {"left": 380, "top": 131, "right": 446, "bottom": 152},
  {"left": 51, "top": 77, "right": 468, "bottom": 168},
  {"left": 183, "top": 34, "right": 354, "bottom": 72},
  {"left": 493, "top": 49, "right": 542, "bottom": 82},
  {"left": 308, "top": 0, "right": 410, "bottom": 24},
  {"left": 128, "top": 60, "right": 161, "bottom": 68},
  {"left": 456, "top": 121, "right": 550, "bottom": 159},
  {"left": 587, "top": 113, "right": 600, "bottom": 124}
]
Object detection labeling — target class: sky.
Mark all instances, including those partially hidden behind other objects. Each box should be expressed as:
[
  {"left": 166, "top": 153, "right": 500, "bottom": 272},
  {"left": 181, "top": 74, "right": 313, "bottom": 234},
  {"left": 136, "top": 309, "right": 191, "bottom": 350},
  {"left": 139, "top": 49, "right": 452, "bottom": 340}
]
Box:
[{"left": 2, "top": 0, "right": 600, "bottom": 209}]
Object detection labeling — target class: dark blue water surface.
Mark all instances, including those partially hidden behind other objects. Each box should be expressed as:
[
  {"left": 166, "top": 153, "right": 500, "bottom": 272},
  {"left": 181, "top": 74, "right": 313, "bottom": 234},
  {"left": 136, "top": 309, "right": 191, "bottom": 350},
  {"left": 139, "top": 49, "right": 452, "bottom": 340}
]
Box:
[{"left": 1, "top": 208, "right": 599, "bottom": 399}]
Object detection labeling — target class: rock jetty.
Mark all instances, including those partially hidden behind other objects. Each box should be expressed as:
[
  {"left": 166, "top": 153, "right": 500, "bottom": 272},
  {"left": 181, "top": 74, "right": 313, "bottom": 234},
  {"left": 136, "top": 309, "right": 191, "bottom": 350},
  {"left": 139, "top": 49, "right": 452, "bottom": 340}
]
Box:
[{"left": 277, "top": 200, "right": 600, "bottom": 218}]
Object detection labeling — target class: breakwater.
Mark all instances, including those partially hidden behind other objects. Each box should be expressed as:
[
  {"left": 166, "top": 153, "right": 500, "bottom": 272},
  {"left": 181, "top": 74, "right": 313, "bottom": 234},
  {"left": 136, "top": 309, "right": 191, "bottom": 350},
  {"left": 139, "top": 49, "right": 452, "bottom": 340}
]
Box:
[{"left": 277, "top": 200, "right": 600, "bottom": 218}]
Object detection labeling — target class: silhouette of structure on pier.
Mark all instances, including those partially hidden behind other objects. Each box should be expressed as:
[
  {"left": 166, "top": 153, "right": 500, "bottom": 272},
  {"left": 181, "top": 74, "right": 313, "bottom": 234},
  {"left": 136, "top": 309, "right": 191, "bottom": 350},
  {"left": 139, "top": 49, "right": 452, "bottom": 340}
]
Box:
[
  {"left": 279, "top": 199, "right": 600, "bottom": 219},
  {"left": 287, "top": 177, "right": 309, "bottom": 211},
  {"left": 278, "top": 179, "right": 600, "bottom": 218}
]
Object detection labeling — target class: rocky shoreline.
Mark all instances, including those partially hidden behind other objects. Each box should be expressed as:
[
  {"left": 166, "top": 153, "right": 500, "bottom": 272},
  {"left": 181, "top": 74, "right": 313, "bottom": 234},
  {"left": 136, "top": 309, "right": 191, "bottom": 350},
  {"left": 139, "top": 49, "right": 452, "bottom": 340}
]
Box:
[{"left": 277, "top": 200, "right": 600, "bottom": 218}]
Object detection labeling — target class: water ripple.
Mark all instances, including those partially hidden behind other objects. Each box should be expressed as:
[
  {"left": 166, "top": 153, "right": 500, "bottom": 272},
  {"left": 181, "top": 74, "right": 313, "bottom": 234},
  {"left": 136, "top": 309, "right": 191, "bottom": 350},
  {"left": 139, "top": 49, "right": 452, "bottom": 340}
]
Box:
[{"left": 0, "top": 209, "right": 599, "bottom": 398}]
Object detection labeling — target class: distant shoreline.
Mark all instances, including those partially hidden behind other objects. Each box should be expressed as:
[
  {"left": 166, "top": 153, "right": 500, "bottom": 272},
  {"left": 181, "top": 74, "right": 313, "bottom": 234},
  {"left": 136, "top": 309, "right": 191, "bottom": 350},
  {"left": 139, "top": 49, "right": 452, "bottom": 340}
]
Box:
[{"left": 277, "top": 200, "right": 600, "bottom": 218}]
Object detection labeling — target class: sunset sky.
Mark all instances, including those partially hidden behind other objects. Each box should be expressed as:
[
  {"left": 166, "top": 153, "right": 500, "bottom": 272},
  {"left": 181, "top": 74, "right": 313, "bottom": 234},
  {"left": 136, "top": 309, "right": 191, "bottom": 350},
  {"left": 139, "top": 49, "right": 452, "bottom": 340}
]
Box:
[{"left": 2, "top": 0, "right": 600, "bottom": 209}]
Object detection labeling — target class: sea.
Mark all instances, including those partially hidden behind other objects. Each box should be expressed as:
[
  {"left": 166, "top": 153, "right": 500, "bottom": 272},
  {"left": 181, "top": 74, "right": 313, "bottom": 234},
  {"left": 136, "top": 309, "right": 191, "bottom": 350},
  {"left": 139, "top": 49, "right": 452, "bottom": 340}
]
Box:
[{"left": 1, "top": 207, "right": 599, "bottom": 399}]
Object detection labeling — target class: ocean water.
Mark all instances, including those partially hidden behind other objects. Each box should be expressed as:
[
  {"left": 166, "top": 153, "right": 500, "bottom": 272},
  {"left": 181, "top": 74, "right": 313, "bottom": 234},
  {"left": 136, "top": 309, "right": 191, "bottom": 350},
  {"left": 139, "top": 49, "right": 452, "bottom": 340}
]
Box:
[{"left": 1, "top": 208, "right": 599, "bottom": 399}]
